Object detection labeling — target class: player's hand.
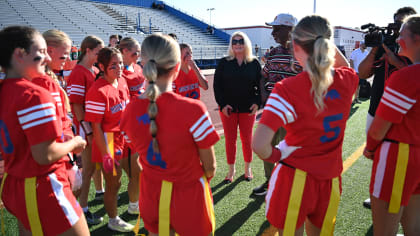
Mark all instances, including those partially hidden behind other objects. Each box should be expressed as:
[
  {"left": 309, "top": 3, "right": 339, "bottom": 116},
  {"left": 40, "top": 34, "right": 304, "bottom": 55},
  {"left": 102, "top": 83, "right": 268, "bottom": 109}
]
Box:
[
  {"left": 222, "top": 105, "right": 233, "bottom": 117},
  {"left": 102, "top": 153, "right": 120, "bottom": 173},
  {"left": 72, "top": 136, "right": 87, "bottom": 154},
  {"left": 363, "top": 147, "right": 375, "bottom": 160},
  {"left": 249, "top": 104, "right": 258, "bottom": 116},
  {"left": 382, "top": 44, "right": 404, "bottom": 68}
]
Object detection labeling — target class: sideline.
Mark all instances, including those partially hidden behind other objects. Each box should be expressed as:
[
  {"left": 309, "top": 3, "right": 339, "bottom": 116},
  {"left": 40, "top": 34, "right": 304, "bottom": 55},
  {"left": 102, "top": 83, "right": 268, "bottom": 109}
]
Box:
[{"left": 260, "top": 143, "right": 366, "bottom": 236}]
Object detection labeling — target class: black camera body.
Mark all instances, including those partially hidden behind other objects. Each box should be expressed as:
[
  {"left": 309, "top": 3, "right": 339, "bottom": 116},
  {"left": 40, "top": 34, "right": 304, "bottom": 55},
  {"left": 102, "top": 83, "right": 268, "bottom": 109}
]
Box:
[{"left": 361, "top": 23, "right": 401, "bottom": 53}]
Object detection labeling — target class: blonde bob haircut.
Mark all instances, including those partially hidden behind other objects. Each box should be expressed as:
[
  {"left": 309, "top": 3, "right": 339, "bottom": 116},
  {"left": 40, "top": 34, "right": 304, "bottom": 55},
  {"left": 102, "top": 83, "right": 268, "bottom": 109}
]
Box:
[{"left": 227, "top": 31, "right": 255, "bottom": 63}]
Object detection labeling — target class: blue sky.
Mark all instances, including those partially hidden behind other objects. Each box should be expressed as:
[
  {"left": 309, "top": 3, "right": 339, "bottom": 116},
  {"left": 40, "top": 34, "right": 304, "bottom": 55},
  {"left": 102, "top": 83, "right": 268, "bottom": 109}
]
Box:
[{"left": 165, "top": 0, "right": 420, "bottom": 29}]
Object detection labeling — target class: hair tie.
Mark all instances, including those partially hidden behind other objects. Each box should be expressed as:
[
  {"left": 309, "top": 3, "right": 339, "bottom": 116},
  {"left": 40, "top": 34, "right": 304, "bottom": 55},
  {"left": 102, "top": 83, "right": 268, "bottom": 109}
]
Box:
[
  {"left": 151, "top": 134, "right": 157, "bottom": 138},
  {"left": 150, "top": 59, "right": 156, "bottom": 63},
  {"left": 149, "top": 81, "right": 155, "bottom": 85},
  {"left": 315, "top": 35, "right": 324, "bottom": 41}
]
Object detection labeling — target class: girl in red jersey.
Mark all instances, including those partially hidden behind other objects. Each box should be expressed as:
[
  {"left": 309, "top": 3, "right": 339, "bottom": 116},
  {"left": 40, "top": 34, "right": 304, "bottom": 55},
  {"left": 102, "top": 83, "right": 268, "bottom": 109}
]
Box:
[
  {"left": 173, "top": 43, "right": 208, "bottom": 99},
  {"left": 84, "top": 47, "right": 136, "bottom": 232},
  {"left": 120, "top": 34, "right": 219, "bottom": 236},
  {"left": 119, "top": 37, "right": 146, "bottom": 98},
  {"left": 252, "top": 15, "right": 358, "bottom": 235},
  {"left": 32, "top": 29, "right": 81, "bottom": 194},
  {"left": 67, "top": 35, "right": 105, "bottom": 224},
  {"left": 364, "top": 15, "right": 420, "bottom": 236},
  {"left": 0, "top": 25, "right": 89, "bottom": 236}
]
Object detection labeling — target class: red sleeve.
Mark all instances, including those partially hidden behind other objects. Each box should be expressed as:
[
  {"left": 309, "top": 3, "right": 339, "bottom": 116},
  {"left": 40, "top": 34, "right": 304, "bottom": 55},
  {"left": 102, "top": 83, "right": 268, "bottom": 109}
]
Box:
[
  {"left": 260, "top": 82, "right": 297, "bottom": 132},
  {"left": 68, "top": 69, "right": 87, "bottom": 104},
  {"left": 17, "top": 89, "right": 61, "bottom": 146},
  {"left": 189, "top": 101, "right": 220, "bottom": 149},
  {"left": 376, "top": 71, "right": 417, "bottom": 124},
  {"left": 84, "top": 87, "right": 106, "bottom": 124}
]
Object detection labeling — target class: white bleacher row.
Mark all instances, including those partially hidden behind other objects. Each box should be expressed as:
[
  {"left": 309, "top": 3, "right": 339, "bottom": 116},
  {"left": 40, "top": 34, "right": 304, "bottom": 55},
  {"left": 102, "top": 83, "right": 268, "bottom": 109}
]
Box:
[{"left": 0, "top": 0, "right": 228, "bottom": 60}]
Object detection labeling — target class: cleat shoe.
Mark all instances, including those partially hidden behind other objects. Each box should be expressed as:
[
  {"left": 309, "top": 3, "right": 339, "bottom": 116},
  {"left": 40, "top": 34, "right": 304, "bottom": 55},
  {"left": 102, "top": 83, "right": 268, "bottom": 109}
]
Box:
[
  {"left": 127, "top": 204, "right": 139, "bottom": 215},
  {"left": 252, "top": 181, "right": 268, "bottom": 196},
  {"left": 108, "top": 217, "right": 134, "bottom": 232},
  {"left": 363, "top": 198, "right": 371, "bottom": 209},
  {"left": 85, "top": 210, "right": 103, "bottom": 225},
  {"left": 94, "top": 192, "right": 104, "bottom": 200}
]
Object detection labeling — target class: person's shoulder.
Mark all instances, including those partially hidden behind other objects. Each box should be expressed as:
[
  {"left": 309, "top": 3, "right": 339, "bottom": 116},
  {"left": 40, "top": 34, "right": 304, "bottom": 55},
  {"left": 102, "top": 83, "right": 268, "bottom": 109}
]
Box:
[
  {"left": 336, "top": 66, "right": 356, "bottom": 75},
  {"left": 392, "top": 64, "right": 420, "bottom": 82}
]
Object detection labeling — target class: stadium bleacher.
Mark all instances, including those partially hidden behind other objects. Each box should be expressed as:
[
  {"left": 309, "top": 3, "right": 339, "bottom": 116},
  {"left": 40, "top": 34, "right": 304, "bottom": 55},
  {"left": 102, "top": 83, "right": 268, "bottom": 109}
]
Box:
[{"left": 0, "top": 0, "right": 229, "bottom": 63}]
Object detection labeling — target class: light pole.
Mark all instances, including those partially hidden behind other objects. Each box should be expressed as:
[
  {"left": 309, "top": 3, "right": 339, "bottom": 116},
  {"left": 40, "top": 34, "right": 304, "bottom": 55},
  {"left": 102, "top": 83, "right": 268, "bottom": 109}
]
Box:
[
  {"left": 313, "top": 0, "right": 316, "bottom": 13},
  {"left": 207, "top": 8, "right": 215, "bottom": 26}
]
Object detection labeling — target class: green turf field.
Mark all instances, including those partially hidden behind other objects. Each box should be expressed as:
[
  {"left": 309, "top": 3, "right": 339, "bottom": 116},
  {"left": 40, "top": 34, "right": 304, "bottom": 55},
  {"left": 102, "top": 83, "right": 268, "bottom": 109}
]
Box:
[{"left": 2, "top": 99, "right": 404, "bottom": 235}]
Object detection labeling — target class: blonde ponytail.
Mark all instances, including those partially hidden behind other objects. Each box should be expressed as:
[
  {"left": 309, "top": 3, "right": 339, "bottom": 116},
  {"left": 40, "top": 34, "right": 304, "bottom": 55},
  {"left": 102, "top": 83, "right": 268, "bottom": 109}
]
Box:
[
  {"left": 292, "top": 15, "right": 335, "bottom": 111},
  {"left": 141, "top": 34, "right": 180, "bottom": 153}
]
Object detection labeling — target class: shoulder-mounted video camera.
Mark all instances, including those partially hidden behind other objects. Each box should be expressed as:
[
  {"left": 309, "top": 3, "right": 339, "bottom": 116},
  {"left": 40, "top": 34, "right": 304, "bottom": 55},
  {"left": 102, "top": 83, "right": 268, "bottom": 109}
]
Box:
[{"left": 361, "top": 22, "right": 401, "bottom": 53}]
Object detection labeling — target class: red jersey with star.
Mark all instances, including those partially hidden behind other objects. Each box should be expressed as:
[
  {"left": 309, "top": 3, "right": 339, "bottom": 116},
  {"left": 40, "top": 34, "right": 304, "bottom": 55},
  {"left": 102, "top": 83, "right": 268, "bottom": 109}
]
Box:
[
  {"left": 84, "top": 77, "right": 130, "bottom": 132},
  {"left": 120, "top": 92, "right": 220, "bottom": 183},
  {"left": 259, "top": 67, "right": 358, "bottom": 179},
  {"left": 376, "top": 64, "right": 420, "bottom": 145},
  {"left": 0, "top": 78, "right": 63, "bottom": 178},
  {"left": 122, "top": 64, "right": 146, "bottom": 98},
  {"left": 173, "top": 67, "right": 204, "bottom": 99}
]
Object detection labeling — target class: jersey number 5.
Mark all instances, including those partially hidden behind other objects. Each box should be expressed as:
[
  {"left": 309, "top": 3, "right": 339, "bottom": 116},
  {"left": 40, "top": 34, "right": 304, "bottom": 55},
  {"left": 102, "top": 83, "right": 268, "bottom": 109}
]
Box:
[
  {"left": 0, "top": 120, "right": 14, "bottom": 154},
  {"left": 320, "top": 113, "right": 343, "bottom": 143}
]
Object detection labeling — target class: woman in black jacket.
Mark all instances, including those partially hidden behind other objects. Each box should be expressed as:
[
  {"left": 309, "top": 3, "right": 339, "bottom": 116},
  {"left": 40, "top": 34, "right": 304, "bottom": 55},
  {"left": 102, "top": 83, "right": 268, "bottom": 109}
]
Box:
[{"left": 214, "top": 31, "right": 261, "bottom": 183}]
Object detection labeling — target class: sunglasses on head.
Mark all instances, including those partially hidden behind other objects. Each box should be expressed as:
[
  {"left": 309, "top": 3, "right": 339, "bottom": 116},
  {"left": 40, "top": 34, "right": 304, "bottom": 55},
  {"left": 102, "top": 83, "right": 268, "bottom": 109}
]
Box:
[{"left": 232, "top": 39, "right": 244, "bottom": 45}]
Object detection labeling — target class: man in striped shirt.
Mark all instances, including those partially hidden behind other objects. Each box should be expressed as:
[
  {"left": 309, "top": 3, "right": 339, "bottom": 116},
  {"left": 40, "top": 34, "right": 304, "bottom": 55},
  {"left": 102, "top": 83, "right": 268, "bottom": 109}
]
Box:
[{"left": 253, "top": 13, "right": 302, "bottom": 196}]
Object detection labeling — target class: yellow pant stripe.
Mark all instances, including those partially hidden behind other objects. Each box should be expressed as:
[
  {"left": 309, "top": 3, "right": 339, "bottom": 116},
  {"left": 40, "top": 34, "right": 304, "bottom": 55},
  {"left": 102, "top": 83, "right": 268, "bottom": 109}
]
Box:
[
  {"left": 389, "top": 143, "right": 409, "bottom": 213},
  {"left": 0, "top": 173, "right": 8, "bottom": 235},
  {"left": 320, "top": 177, "right": 340, "bottom": 236},
  {"left": 203, "top": 176, "right": 216, "bottom": 235},
  {"left": 159, "top": 180, "right": 173, "bottom": 236},
  {"left": 133, "top": 173, "right": 142, "bottom": 235},
  {"left": 24, "top": 177, "right": 43, "bottom": 236},
  {"left": 283, "top": 169, "right": 306, "bottom": 235},
  {"left": 105, "top": 132, "right": 117, "bottom": 176}
]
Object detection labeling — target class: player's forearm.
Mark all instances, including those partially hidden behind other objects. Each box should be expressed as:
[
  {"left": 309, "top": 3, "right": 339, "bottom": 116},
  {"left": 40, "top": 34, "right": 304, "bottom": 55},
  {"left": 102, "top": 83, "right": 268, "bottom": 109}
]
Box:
[
  {"left": 199, "top": 147, "right": 216, "bottom": 178},
  {"left": 358, "top": 48, "right": 378, "bottom": 79},
  {"left": 92, "top": 122, "right": 109, "bottom": 156},
  {"left": 72, "top": 103, "right": 85, "bottom": 122},
  {"left": 31, "top": 139, "right": 80, "bottom": 165}
]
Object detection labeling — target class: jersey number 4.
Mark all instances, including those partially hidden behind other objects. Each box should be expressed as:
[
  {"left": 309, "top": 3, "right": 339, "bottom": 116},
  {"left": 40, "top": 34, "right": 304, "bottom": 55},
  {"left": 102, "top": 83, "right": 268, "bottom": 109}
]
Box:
[
  {"left": 320, "top": 113, "right": 343, "bottom": 143},
  {"left": 146, "top": 141, "right": 167, "bottom": 169},
  {"left": 0, "top": 120, "right": 14, "bottom": 154}
]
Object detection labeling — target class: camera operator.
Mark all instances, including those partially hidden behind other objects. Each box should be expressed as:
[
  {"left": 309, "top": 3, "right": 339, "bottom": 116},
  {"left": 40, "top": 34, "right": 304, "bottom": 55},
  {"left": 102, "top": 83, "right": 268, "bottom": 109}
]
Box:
[{"left": 358, "top": 6, "right": 416, "bottom": 209}]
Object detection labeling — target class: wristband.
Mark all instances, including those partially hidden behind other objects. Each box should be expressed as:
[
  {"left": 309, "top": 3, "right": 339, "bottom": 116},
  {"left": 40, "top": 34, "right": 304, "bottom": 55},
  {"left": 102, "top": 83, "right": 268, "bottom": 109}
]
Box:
[
  {"left": 264, "top": 146, "right": 282, "bottom": 163},
  {"left": 366, "top": 135, "right": 382, "bottom": 152},
  {"left": 80, "top": 120, "right": 93, "bottom": 136}
]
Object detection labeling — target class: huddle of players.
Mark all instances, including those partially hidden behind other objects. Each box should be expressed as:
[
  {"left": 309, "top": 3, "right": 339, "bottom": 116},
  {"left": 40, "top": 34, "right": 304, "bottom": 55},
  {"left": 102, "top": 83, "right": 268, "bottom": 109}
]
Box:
[{"left": 0, "top": 8, "right": 420, "bottom": 236}]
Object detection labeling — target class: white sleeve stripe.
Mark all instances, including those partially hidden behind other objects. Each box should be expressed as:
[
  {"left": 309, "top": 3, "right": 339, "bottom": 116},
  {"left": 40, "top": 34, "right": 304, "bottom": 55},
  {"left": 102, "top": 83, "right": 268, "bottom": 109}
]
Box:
[
  {"left": 17, "top": 103, "right": 55, "bottom": 115},
  {"left": 51, "top": 92, "right": 60, "bottom": 96},
  {"left": 71, "top": 84, "right": 85, "bottom": 89},
  {"left": 192, "top": 119, "right": 212, "bottom": 139},
  {"left": 382, "top": 91, "right": 413, "bottom": 110},
  {"left": 189, "top": 112, "right": 209, "bottom": 133},
  {"left": 19, "top": 108, "right": 56, "bottom": 124},
  {"left": 22, "top": 116, "right": 57, "bottom": 130},
  {"left": 269, "top": 93, "right": 297, "bottom": 118},
  {"left": 266, "top": 97, "right": 295, "bottom": 123},
  {"left": 264, "top": 106, "right": 287, "bottom": 124},
  {"left": 53, "top": 97, "right": 62, "bottom": 102},
  {"left": 85, "top": 110, "right": 104, "bottom": 115},
  {"left": 70, "top": 92, "right": 84, "bottom": 97},
  {"left": 85, "top": 104, "right": 105, "bottom": 111},
  {"left": 86, "top": 101, "right": 106, "bottom": 106},
  {"left": 385, "top": 87, "right": 416, "bottom": 104},
  {"left": 195, "top": 127, "right": 215, "bottom": 142},
  {"left": 381, "top": 99, "right": 407, "bottom": 114},
  {"left": 71, "top": 88, "right": 85, "bottom": 93}
]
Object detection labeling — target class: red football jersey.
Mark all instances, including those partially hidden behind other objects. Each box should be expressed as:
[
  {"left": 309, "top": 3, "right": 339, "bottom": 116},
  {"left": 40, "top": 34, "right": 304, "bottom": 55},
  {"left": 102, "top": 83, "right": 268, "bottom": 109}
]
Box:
[
  {"left": 122, "top": 64, "right": 146, "bottom": 98},
  {"left": 0, "top": 78, "right": 63, "bottom": 178},
  {"left": 259, "top": 67, "right": 358, "bottom": 179},
  {"left": 376, "top": 64, "right": 420, "bottom": 145},
  {"left": 173, "top": 68, "right": 204, "bottom": 99},
  {"left": 84, "top": 77, "right": 130, "bottom": 132},
  {"left": 67, "top": 64, "right": 99, "bottom": 105},
  {"left": 120, "top": 92, "right": 220, "bottom": 183},
  {"left": 32, "top": 75, "right": 73, "bottom": 138}
]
